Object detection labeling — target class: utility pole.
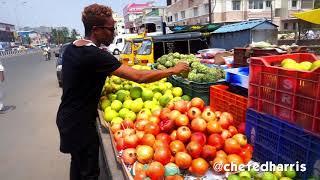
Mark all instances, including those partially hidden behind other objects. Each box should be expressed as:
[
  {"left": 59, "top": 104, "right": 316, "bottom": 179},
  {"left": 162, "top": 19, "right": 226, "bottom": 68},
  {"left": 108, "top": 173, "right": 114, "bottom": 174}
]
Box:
[
  {"left": 208, "top": 0, "right": 212, "bottom": 23},
  {"left": 270, "top": 0, "right": 273, "bottom": 23}
]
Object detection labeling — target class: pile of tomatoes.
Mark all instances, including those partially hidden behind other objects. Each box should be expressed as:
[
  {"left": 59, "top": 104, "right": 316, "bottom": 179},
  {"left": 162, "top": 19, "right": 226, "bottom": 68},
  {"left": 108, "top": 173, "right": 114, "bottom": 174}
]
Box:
[{"left": 110, "top": 97, "right": 253, "bottom": 180}]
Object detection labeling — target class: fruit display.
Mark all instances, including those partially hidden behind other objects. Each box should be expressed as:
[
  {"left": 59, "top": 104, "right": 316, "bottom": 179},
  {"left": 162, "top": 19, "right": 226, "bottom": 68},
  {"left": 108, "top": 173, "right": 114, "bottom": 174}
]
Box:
[
  {"left": 100, "top": 65, "right": 190, "bottom": 125},
  {"left": 280, "top": 58, "right": 320, "bottom": 71},
  {"left": 103, "top": 91, "right": 253, "bottom": 179},
  {"left": 153, "top": 52, "right": 225, "bottom": 83}
]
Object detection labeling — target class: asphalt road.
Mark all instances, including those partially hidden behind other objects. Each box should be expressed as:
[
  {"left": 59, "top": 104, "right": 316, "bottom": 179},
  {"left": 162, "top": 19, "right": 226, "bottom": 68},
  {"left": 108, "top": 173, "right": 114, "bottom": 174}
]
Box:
[{"left": 0, "top": 53, "right": 69, "bottom": 180}]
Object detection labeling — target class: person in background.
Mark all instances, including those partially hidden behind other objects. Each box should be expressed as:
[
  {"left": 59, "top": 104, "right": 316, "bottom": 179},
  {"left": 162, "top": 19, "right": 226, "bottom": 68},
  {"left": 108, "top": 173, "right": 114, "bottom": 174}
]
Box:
[
  {"left": 56, "top": 4, "right": 190, "bottom": 180},
  {"left": 0, "top": 61, "right": 15, "bottom": 114}
]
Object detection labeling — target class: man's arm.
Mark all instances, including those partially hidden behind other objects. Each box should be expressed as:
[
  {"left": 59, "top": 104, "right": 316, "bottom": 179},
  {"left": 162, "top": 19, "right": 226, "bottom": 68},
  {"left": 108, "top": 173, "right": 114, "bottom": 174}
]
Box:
[{"left": 112, "top": 62, "right": 189, "bottom": 83}]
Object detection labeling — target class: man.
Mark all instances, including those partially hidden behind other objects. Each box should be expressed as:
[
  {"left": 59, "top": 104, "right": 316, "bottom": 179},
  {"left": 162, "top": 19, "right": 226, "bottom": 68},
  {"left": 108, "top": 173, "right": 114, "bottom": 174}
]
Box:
[{"left": 56, "top": 4, "right": 189, "bottom": 180}]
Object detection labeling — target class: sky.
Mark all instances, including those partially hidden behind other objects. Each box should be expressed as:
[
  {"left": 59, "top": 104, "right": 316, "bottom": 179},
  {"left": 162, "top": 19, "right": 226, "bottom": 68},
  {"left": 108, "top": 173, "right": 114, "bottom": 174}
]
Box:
[{"left": 0, "top": 0, "right": 165, "bottom": 35}]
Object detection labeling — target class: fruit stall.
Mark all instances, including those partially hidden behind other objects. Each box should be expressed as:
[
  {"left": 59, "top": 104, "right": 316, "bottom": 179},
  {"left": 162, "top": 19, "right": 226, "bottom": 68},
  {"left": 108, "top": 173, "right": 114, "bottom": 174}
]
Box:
[{"left": 97, "top": 50, "right": 320, "bottom": 180}]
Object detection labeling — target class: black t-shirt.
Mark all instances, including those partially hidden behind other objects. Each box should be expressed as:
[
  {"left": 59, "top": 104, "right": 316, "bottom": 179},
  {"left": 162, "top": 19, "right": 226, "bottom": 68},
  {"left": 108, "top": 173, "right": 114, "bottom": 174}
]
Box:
[{"left": 56, "top": 43, "right": 121, "bottom": 153}]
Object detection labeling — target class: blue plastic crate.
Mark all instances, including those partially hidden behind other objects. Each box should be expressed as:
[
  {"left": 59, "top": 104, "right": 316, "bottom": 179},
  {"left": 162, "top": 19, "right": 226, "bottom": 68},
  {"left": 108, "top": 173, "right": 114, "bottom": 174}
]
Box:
[
  {"left": 225, "top": 67, "right": 249, "bottom": 89},
  {"left": 246, "top": 108, "right": 320, "bottom": 180}
]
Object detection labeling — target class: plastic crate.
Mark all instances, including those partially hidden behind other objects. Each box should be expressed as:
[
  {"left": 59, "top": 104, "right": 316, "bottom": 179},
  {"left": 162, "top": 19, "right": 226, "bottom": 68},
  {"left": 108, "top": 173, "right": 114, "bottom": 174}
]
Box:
[
  {"left": 225, "top": 67, "right": 249, "bottom": 89},
  {"left": 171, "top": 75, "right": 224, "bottom": 105},
  {"left": 246, "top": 108, "right": 320, "bottom": 180},
  {"left": 248, "top": 53, "right": 320, "bottom": 134},
  {"left": 210, "top": 85, "right": 248, "bottom": 126}
]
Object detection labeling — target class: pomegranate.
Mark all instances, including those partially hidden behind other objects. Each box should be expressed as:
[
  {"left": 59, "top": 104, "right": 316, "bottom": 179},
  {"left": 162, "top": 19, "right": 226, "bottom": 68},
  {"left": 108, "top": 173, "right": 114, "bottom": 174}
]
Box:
[
  {"left": 175, "top": 114, "right": 189, "bottom": 127},
  {"left": 208, "top": 134, "right": 224, "bottom": 150},
  {"left": 122, "top": 148, "right": 136, "bottom": 165},
  {"left": 186, "top": 141, "right": 203, "bottom": 159},
  {"left": 153, "top": 147, "right": 172, "bottom": 165},
  {"left": 201, "top": 145, "right": 216, "bottom": 161},
  {"left": 190, "top": 97, "right": 205, "bottom": 110},
  {"left": 124, "top": 134, "right": 139, "bottom": 148},
  {"left": 187, "top": 107, "right": 202, "bottom": 120},
  {"left": 168, "top": 110, "right": 181, "bottom": 121},
  {"left": 190, "top": 132, "right": 207, "bottom": 146},
  {"left": 190, "top": 118, "right": 207, "bottom": 132},
  {"left": 176, "top": 126, "right": 191, "bottom": 143},
  {"left": 189, "top": 158, "right": 209, "bottom": 176},
  {"left": 175, "top": 152, "right": 192, "bottom": 169},
  {"left": 224, "top": 138, "right": 241, "bottom": 154},
  {"left": 174, "top": 100, "right": 188, "bottom": 113},
  {"left": 136, "top": 145, "right": 154, "bottom": 164},
  {"left": 207, "top": 120, "right": 222, "bottom": 134},
  {"left": 201, "top": 107, "right": 217, "bottom": 122}
]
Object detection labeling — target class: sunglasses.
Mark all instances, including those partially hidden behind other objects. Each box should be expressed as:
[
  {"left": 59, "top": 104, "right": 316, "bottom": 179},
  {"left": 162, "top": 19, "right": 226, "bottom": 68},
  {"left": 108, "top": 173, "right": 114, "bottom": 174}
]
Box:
[{"left": 94, "top": 26, "right": 115, "bottom": 32}]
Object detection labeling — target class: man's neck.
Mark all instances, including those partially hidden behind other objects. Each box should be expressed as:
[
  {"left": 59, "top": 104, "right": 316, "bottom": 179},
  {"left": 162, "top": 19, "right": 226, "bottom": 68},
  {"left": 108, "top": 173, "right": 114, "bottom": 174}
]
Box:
[{"left": 84, "top": 36, "right": 100, "bottom": 47}]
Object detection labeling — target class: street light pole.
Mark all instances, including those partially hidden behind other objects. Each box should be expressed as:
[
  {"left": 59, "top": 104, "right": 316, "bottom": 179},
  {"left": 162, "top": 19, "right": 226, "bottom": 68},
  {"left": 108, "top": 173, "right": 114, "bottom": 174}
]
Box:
[{"left": 208, "top": 0, "right": 212, "bottom": 23}]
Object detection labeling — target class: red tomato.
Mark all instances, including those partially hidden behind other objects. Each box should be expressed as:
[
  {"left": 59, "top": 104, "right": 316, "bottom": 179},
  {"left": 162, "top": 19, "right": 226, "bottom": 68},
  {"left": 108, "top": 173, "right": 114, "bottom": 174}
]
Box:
[
  {"left": 169, "top": 140, "right": 185, "bottom": 155},
  {"left": 146, "top": 161, "right": 165, "bottom": 180},
  {"left": 224, "top": 138, "right": 241, "bottom": 154},
  {"left": 156, "top": 133, "right": 171, "bottom": 145},
  {"left": 201, "top": 145, "right": 216, "bottom": 161},
  {"left": 153, "top": 147, "right": 172, "bottom": 165},
  {"left": 227, "top": 154, "right": 244, "bottom": 165},
  {"left": 243, "top": 144, "right": 254, "bottom": 153},
  {"left": 141, "top": 133, "right": 156, "bottom": 147},
  {"left": 189, "top": 158, "right": 209, "bottom": 176},
  {"left": 186, "top": 141, "right": 203, "bottom": 159},
  {"left": 239, "top": 148, "right": 252, "bottom": 163},
  {"left": 175, "top": 152, "right": 192, "bottom": 169},
  {"left": 144, "top": 122, "right": 160, "bottom": 136},
  {"left": 190, "top": 132, "right": 207, "bottom": 146},
  {"left": 208, "top": 134, "right": 224, "bottom": 150}
]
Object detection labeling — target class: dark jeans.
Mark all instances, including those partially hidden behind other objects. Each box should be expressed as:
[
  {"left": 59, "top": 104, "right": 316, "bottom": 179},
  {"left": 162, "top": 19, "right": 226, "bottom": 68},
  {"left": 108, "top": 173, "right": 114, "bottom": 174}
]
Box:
[{"left": 70, "top": 140, "right": 100, "bottom": 180}]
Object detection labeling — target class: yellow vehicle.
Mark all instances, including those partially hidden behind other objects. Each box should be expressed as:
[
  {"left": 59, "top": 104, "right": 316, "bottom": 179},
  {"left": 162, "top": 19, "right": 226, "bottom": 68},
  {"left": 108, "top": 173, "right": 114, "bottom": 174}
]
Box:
[
  {"left": 119, "top": 38, "right": 144, "bottom": 66},
  {"left": 134, "top": 32, "right": 209, "bottom": 66}
]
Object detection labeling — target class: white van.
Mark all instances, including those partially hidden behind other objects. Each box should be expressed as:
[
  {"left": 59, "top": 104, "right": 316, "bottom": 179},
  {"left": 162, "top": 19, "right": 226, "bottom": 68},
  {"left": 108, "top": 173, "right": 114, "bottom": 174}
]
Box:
[{"left": 108, "top": 34, "right": 139, "bottom": 55}]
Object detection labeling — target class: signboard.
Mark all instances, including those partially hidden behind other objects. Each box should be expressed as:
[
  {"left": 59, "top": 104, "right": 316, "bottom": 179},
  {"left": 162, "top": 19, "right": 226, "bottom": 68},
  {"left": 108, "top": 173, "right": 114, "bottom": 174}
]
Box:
[{"left": 123, "top": 3, "right": 152, "bottom": 16}]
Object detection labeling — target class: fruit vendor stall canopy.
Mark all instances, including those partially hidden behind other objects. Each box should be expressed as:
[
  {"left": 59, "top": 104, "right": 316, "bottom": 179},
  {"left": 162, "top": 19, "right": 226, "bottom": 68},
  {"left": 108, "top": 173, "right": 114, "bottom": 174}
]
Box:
[
  {"left": 210, "top": 19, "right": 278, "bottom": 50},
  {"left": 293, "top": 8, "right": 320, "bottom": 25},
  {"left": 169, "top": 24, "right": 220, "bottom": 33}
]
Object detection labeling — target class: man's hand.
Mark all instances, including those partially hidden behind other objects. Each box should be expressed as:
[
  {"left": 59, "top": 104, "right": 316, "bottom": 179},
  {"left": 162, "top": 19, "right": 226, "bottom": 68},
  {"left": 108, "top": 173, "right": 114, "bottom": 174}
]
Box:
[{"left": 172, "top": 62, "right": 190, "bottom": 74}]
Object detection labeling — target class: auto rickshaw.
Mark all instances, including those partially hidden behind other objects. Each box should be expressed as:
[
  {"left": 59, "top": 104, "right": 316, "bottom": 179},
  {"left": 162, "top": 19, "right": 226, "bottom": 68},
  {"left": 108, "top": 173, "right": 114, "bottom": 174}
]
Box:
[
  {"left": 134, "top": 32, "right": 209, "bottom": 66},
  {"left": 119, "top": 38, "right": 144, "bottom": 66}
]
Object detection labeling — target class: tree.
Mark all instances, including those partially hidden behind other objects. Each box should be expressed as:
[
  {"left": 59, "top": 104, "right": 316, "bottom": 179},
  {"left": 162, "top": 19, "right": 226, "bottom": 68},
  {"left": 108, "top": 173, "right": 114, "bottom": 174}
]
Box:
[
  {"left": 50, "top": 27, "right": 72, "bottom": 44},
  {"left": 70, "top": 29, "right": 79, "bottom": 41}
]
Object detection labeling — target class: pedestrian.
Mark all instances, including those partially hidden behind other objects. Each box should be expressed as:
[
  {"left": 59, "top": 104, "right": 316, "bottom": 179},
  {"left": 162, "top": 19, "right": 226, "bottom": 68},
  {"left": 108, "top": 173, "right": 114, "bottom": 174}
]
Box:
[
  {"left": 56, "top": 3, "right": 189, "bottom": 180},
  {"left": 0, "top": 60, "right": 15, "bottom": 114}
]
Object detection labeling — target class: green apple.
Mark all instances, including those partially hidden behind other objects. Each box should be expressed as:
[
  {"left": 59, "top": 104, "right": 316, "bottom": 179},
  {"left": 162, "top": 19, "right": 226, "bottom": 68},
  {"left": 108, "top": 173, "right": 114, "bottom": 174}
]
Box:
[
  {"left": 172, "top": 87, "right": 183, "bottom": 97},
  {"left": 111, "top": 117, "right": 123, "bottom": 124},
  {"left": 144, "top": 100, "right": 154, "bottom": 109},
  {"left": 124, "top": 111, "right": 136, "bottom": 121},
  {"left": 104, "top": 106, "right": 112, "bottom": 112},
  {"left": 113, "top": 77, "right": 122, "bottom": 84},
  {"left": 310, "top": 60, "right": 320, "bottom": 71},
  {"left": 262, "top": 172, "right": 276, "bottom": 180},
  {"left": 273, "top": 169, "right": 283, "bottom": 179},
  {"left": 181, "top": 95, "right": 191, "bottom": 101},
  {"left": 299, "top": 61, "right": 312, "bottom": 71},
  {"left": 172, "top": 97, "right": 182, "bottom": 102},
  {"left": 123, "top": 100, "right": 133, "bottom": 109},
  {"left": 239, "top": 171, "right": 251, "bottom": 179},
  {"left": 108, "top": 94, "right": 117, "bottom": 101},
  {"left": 130, "top": 86, "right": 142, "bottom": 99},
  {"left": 119, "top": 108, "right": 130, "bottom": 118},
  {"left": 159, "top": 95, "right": 171, "bottom": 107},
  {"left": 153, "top": 92, "right": 163, "bottom": 100},
  {"left": 130, "top": 99, "right": 144, "bottom": 113},
  {"left": 124, "top": 84, "right": 132, "bottom": 90},
  {"left": 104, "top": 109, "right": 118, "bottom": 122},
  {"left": 228, "top": 174, "right": 240, "bottom": 180},
  {"left": 165, "top": 82, "right": 173, "bottom": 89},
  {"left": 283, "top": 167, "right": 296, "bottom": 179},
  {"left": 249, "top": 168, "right": 258, "bottom": 177},
  {"left": 111, "top": 100, "right": 122, "bottom": 111},
  {"left": 164, "top": 89, "right": 172, "bottom": 96},
  {"left": 142, "top": 88, "right": 154, "bottom": 101},
  {"left": 116, "top": 90, "right": 130, "bottom": 102},
  {"left": 151, "top": 104, "right": 162, "bottom": 112},
  {"left": 100, "top": 99, "right": 111, "bottom": 110}
]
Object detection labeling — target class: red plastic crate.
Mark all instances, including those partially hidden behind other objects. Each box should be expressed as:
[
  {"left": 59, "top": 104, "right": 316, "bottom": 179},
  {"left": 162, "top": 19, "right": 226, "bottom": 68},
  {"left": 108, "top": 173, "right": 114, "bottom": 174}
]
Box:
[
  {"left": 248, "top": 53, "right": 320, "bottom": 134},
  {"left": 210, "top": 85, "right": 248, "bottom": 126}
]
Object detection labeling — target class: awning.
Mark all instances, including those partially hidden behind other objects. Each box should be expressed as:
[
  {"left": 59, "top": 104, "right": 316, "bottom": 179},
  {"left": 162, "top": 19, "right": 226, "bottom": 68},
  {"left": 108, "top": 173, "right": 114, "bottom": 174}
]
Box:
[
  {"left": 293, "top": 8, "right": 320, "bottom": 25},
  {"left": 169, "top": 24, "right": 220, "bottom": 33}
]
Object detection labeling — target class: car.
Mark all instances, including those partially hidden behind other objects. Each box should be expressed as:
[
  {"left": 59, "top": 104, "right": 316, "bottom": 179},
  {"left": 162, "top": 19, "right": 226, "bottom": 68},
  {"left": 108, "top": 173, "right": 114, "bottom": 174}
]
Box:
[{"left": 55, "top": 43, "right": 70, "bottom": 87}]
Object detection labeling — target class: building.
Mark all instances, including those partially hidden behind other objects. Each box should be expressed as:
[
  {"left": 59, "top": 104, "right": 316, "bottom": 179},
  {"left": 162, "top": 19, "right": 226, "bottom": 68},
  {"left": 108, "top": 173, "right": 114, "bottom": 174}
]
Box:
[
  {"left": 17, "top": 31, "right": 48, "bottom": 46},
  {"left": 166, "top": 0, "right": 315, "bottom": 30},
  {"left": 123, "top": 2, "right": 153, "bottom": 33},
  {"left": 113, "top": 12, "right": 126, "bottom": 35},
  {"left": 0, "top": 22, "right": 15, "bottom": 49},
  {"left": 133, "top": 6, "right": 167, "bottom": 33}
]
